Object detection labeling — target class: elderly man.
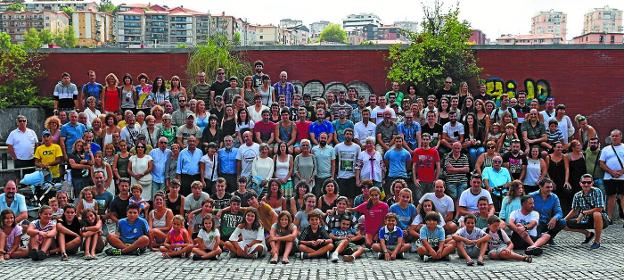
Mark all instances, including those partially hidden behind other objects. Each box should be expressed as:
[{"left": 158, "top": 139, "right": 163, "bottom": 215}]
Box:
[
  {"left": 444, "top": 141, "right": 470, "bottom": 205},
  {"left": 0, "top": 181, "right": 28, "bottom": 223},
  {"left": 482, "top": 155, "right": 512, "bottom": 210},
  {"left": 7, "top": 115, "right": 38, "bottom": 168},
  {"left": 375, "top": 108, "right": 398, "bottom": 154},
  {"left": 60, "top": 111, "right": 87, "bottom": 159},
  {"left": 120, "top": 110, "right": 140, "bottom": 149},
  {"left": 218, "top": 135, "right": 239, "bottom": 193},
  {"left": 177, "top": 136, "right": 203, "bottom": 196},
  {"left": 564, "top": 174, "right": 609, "bottom": 250},
  {"left": 599, "top": 129, "right": 624, "bottom": 220},
  {"left": 149, "top": 137, "right": 171, "bottom": 195},
  {"left": 273, "top": 71, "right": 296, "bottom": 107},
  {"left": 521, "top": 108, "right": 547, "bottom": 154},
  {"left": 237, "top": 131, "right": 260, "bottom": 180}
]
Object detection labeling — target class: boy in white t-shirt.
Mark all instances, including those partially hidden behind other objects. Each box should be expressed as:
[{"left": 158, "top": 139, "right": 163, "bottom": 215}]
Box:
[
  {"left": 485, "top": 215, "right": 532, "bottom": 263},
  {"left": 452, "top": 214, "right": 489, "bottom": 266}
]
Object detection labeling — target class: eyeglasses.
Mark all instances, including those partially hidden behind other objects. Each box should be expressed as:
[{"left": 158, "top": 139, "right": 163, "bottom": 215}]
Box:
[
  {"left": 444, "top": 81, "right": 452, "bottom": 84},
  {"left": 487, "top": 146, "right": 495, "bottom": 149},
  {"left": 493, "top": 160, "right": 502, "bottom": 163},
  {"left": 179, "top": 100, "right": 187, "bottom": 102},
  {"left": 159, "top": 141, "right": 167, "bottom": 144},
  {"left": 18, "top": 120, "right": 26, "bottom": 122},
  {"left": 136, "top": 146, "right": 145, "bottom": 149},
  {"left": 580, "top": 181, "right": 592, "bottom": 185}
]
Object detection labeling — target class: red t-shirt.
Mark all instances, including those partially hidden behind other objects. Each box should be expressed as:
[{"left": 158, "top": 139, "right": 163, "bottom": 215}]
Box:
[
  {"left": 295, "top": 120, "right": 311, "bottom": 142},
  {"left": 253, "top": 121, "right": 276, "bottom": 142},
  {"left": 412, "top": 147, "right": 440, "bottom": 183}
]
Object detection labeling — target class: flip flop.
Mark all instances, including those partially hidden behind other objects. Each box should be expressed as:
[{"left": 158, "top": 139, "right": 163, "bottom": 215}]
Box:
[{"left": 583, "top": 232, "right": 595, "bottom": 244}]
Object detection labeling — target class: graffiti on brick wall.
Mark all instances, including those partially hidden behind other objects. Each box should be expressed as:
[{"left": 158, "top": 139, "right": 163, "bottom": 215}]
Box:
[
  {"left": 297, "top": 80, "right": 374, "bottom": 100},
  {"left": 485, "top": 77, "right": 551, "bottom": 103}
]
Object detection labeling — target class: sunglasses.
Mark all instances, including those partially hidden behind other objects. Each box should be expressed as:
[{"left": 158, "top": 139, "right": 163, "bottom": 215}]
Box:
[
  {"left": 18, "top": 120, "right": 26, "bottom": 122},
  {"left": 580, "top": 181, "right": 592, "bottom": 185}
]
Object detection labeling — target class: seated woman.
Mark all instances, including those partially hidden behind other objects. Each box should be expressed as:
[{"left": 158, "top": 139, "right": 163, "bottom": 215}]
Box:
[
  {"left": 27, "top": 205, "right": 57, "bottom": 261},
  {"left": 0, "top": 209, "right": 28, "bottom": 260},
  {"left": 225, "top": 208, "right": 266, "bottom": 259},
  {"left": 148, "top": 192, "right": 173, "bottom": 250}
]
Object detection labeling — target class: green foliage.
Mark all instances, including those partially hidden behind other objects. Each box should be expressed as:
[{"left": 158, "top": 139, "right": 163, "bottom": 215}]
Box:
[
  {"left": 39, "top": 29, "right": 54, "bottom": 45},
  {"left": 187, "top": 34, "right": 251, "bottom": 90},
  {"left": 6, "top": 3, "right": 25, "bottom": 12},
  {"left": 98, "top": 0, "right": 118, "bottom": 13},
  {"left": 387, "top": 0, "right": 481, "bottom": 95},
  {"left": 319, "top": 23, "right": 347, "bottom": 44},
  {"left": 53, "top": 27, "right": 76, "bottom": 48},
  {"left": 23, "top": 28, "right": 42, "bottom": 49},
  {"left": 233, "top": 32, "right": 241, "bottom": 46},
  {"left": 0, "top": 32, "right": 45, "bottom": 109},
  {"left": 60, "top": 6, "right": 74, "bottom": 16},
  {"left": 176, "top": 43, "right": 188, "bottom": 48}
]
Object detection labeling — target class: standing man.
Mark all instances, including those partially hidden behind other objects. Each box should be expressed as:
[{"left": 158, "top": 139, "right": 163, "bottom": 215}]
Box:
[
  {"left": 0, "top": 181, "right": 28, "bottom": 224},
  {"left": 237, "top": 131, "right": 260, "bottom": 180},
  {"left": 53, "top": 72, "right": 79, "bottom": 114},
  {"left": 440, "top": 111, "right": 464, "bottom": 152},
  {"left": 251, "top": 60, "right": 265, "bottom": 89},
  {"left": 435, "top": 77, "right": 454, "bottom": 101},
  {"left": 502, "top": 139, "right": 527, "bottom": 181},
  {"left": 375, "top": 109, "right": 398, "bottom": 154},
  {"left": 599, "top": 129, "right": 624, "bottom": 220},
  {"left": 385, "top": 82, "right": 404, "bottom": 107},
  {"left": 444, "top": 142, "right": 470, "bottom": 209},
  {"left": 353, "top": 108, "right": 376, "bottom": 146},
  {"left": 172, "top": 96, "right": 192, "bottom": 127},
  {"left": 80, "top": 70, "right": 103, "bottom": 110},
  {"left": 539, "top": 97, "right": 556, "bottom": 130},
  {"left": 149, "top": 137, "right": 171, "bottom": 195},
  {"left": 412, "top": 133, "right": 440, "bottom": 200},
  {"left": 177, "top": 114, "right": 201, "bottom": 149},
  {"left": 311, "top": 132, "right": 336, "bottom": 197},
  {"left": 7, "top": 115, "right": 38, "bottom": 168},
  {"left": 191, "top": 71, "right": 212, "bottom": 107},
  {"left": 34, "top": 130, "right": 63, "bottom": 181},
  {"left": 334, "top": 129, "right": 361, "bottom": 201},
  {"left": 60, "top": 111, "right": 87, "bottom": 159},
  {"left": 218, "top": 136, "right": 239, "bottom": 193},
  {"left": 397, "top": 110, "right": 421, "bottom": 153},
  {"left": 309, "top": 108, "right": 334, "bottom": 146},
  {"left": 120, "top": 110, "right": 140, "bottom": 149},
  {"left": 330, "top": 91, "right": 353, "bottom": 120},
  {"left": 383, "top": 135, "right": 411, "bottom": 196},
  {"left": 209, "top": 68, "right": 229, "bottom": 106},
  {"left": 585, "top": 137, "right": 605, "bottom": 192},
  {"left": 273, "top": 71, "right": 296, "bottom": 107},
  {"left": 177, "top": 136, "right": 203, "bottom": 196}
]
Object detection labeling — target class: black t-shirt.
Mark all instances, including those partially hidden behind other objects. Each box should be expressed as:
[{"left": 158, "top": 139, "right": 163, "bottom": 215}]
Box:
[
  {"left": 421, "top": 123, "right": 443, "bottom": 146},
  {"left": 211, "top": 192, "right": 232, "bottom": 211},
  {"left": 210, "top": 81, "right": 230, "bottom": 98},
  {"left": 502, "top": 152, "right": 527, "bottom": 180},
  {"left": 209, "top": 107, "right": 225, "bottom": 124},
  {"left": 299, "top": 226, "right": 330, "bottom": 241},
  {"left": 233, "top": 191, "right": 253, "bottom": 208},
  {"left": 61, "top": 217, "right": 81, "bottom": 240},
  {"left": 435, "top": 88, "right": 454, "bottom": 101},
  {"left": 474, "top": 93, "right": 490, "bottom": 102},
  {"left": 108, "top": 196, "right": 129, "bottom": 220},
  {"left": 69, "top": 152, "right": 90, "bottom": 179}
]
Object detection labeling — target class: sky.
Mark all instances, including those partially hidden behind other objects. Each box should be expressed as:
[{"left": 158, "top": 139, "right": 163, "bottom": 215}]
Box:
[{"left": 112, "top": 0, "right": 623, "bottom": 40}]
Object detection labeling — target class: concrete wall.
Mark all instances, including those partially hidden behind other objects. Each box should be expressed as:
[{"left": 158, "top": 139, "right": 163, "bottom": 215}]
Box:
[
  {"left": 0, "top": 107, "right": 47, "bottom": 142},
  {"left": 35, "top": 45, "right": 624, "bottom": 138}
]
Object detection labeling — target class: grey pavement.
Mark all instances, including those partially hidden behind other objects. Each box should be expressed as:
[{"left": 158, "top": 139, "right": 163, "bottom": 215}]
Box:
[{"left": 1, "top": 224, "right": 624, "bottom": 280}]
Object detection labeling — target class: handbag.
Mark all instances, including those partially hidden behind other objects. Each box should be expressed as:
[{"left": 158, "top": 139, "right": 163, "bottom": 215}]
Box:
[{"left": 611, "top": 145, "right": 624, "bottom": 178}]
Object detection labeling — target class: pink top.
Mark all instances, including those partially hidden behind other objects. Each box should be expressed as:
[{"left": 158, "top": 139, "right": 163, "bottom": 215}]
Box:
[{"left": 354, "top": 201, "right": 389, "bottom": 235}]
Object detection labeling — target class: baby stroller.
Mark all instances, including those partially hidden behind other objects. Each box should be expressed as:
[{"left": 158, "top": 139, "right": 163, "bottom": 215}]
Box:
[{"left": 18, "top": 169, "right": 63, "bottom": 218}]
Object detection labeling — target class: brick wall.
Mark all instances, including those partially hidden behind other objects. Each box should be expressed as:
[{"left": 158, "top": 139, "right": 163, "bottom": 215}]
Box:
[{"left": 36, "top": 46, "right": 624, "bottom": 137}]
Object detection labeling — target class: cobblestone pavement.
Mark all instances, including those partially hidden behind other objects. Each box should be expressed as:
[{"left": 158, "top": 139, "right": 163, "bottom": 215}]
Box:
[{"left": 2, "top": 224, "right": 624, "bottom": 280}]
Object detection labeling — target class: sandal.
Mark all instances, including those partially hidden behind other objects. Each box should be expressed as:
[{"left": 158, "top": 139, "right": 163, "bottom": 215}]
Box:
[
  {"left": 281, "top": 258, "right": 289, "bottom": 264},
  {"left": 466, "top": 260, "right": 474, "bottom": 266},
  {"left": 270, "top": 256, "right": 279, "bottom": 264},
  {"left": 162, "top": 253, "right": 171, "bottom": 259},
  {"left": 582, "top": 232, "right": 595, "bottom": 244},
  {"left": 477, "top": 258, "right": 485, "bottom": 266},
  {"left": 523, "top": 255, "right": 533, "bottom": 263}
]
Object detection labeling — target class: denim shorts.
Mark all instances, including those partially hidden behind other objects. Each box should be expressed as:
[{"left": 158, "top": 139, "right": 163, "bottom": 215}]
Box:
[{"left": 447, "top": 182, "right": 468, "bottom": 199}]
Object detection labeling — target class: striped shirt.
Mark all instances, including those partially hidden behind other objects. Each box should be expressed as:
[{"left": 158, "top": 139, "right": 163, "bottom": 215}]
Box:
[{"left": 443, "top": 153, "right": 469, "bottom": 184}]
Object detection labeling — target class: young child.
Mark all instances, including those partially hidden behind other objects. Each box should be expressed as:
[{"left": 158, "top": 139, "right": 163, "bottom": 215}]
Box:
[
  {"left": 48, "top": 197, "right": 63, "bottom": 220},
  {"left": 325, "top": 196, "right": 357, "bottom": 232},
  {"left": 545, "top": 119, "right": 564, "bottom": 151},
  {"left": 160, "top": 215, "right": 192, "bottom": 258},
  {"left": 56, "top": 204, "right": 82, "bottom": 261},
  {"left": 372, "top": 213, "right": 410, "bottom": 261},
  {"left": 225, "top": 208, "right": 266, "bottom": 259},
  {"left": 105, "top": 204, "right": 150, "bottom": 256},
  {"left": 453, "top": 214, "right": 490, "bottom": 266},
  {"left": 188, "top": 198, "right": 214, "bottom": 239},
  {"left": 417, "top": 212, "right": 455, "bottom": 262},
  {"left": 27, "top": 205, "right": 57, "bottom": 261},
  {"left": 498, "top": 123, "right": 518, "bottom": 154},
  {"left": 485, "top": 215, "right": 532, "bottom": 263},
  {"left": 81, "top": 208, "right": 104, "bottom": 260},
  {"left": 486, "top": 123, "right": 502, "bottom": 144},
  {"left": 191, "top": 214, "right": 222, "bottom": 261},
  {"left": 129, "top": 184, "right": 150, "bottom": 217},
  {"left": 329, "top": 216, "right": 365, "bottom": 262},
  {"left": 269, "top": 211, "right": 298, "bottom": 264},
  {"left": 409, "top": 199, "right": 445, "bottom": 239},
  {"left": 298, "top": 210, "right": 334, "bottom": 260},
  {"left": 77, "top": 186, "right": 99, "bottom": 217},
  {"left": 0, "top": 209, "right": 28, "bottom": 260},
  {"left": 349, "top": 187, "right": 389, "bottom": 247}
]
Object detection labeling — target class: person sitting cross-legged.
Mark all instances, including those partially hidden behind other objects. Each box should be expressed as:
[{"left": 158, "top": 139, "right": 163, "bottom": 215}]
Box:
[{"left": 105, "top": 203, "right": 150, "bottom": 256}]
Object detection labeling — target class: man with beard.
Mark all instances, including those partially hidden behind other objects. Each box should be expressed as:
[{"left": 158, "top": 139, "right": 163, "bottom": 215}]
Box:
[
  {"left": 440, "top": 111, "right": 464, "bottom": 153},
  {"left": 251, "top": 60, "right": 265, "bottom": 89},
  {"left": 0, "top": 181, "right": 28, "bottom": 223},
  {"left": 209, "top": 68, "right": 229, "bottom": 105},
  {"left": 502, "top": 139, "right": 527, "bottom": 181},
  {"left": 311, "top": 132, "right": 336, "bottom": 197},
  {"left": 585, "top": 137, "right": 605, "bottom": 192},
  {"left": 334, "top": 129, "right": 361, "bottom": 201},
  {"left": 191, "top": 72, "right": 212, "bottom": 107}
]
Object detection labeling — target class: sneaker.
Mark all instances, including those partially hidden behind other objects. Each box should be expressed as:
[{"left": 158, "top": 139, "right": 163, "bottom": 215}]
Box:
[
  {"left": 138, "top": 247, "right": 147, "bottom": 254},
  {"left": 105, "top": 248, "right": 122, "bottom": 256},
  {"left": 127, "top": 249, "right": 141, "bottom": 256},
  {"left": 192, "top": 254, "right": 202, "bottom": 261},
  {"left": 37, "top": 251, "right": 47, "bottom": 261},
  {"left": 342, "top": 255, "right": 355, "bottom": 262},
  {"left": 29, "top": 249, "right": 39, "bottom": 261},
  {"left": 377, "top": 252, "right": 384, "bottom": 260},
  {"left": 331, "top": 252, "right": 339, "bottom": 263},
  {"left": 547, "top": 239, "right": 556, "bottom": 246},
  {"left": 249, "top": 252, "right": 258, "bottom": 259},
  {"left": 590, "top": 242, "right": 601, "bottom": 250},
  {"left": 300, "top": 252, "right": 307, "bottom": 260},
  {"left": 397, "top": 252, "right": 405, "bottom": 259},
  {"left": 582, "top": 232, "right": 595, "bottom": 244},
  {"left": 524, "top": 247, "right": 543, "bottom": 256},
  {"left": 422, "top": 255, "right": 431, "bottom": 262}
]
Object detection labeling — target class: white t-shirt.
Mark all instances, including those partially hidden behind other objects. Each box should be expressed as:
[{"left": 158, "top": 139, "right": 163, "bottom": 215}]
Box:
[
  {"left": 334, "top": 142, "right": 361, "bottom": 179},
  {"left": 198, "top": 228, "right": 220, "bottom": 250},
  {"left": 6, "top": 128, "right": 38, "bottom": 160},
  {"left": 200, "top": 154, "right": 218, "bottom": 182},
  {"left": 455, "top": 226, "right": 486, "bottom": 241},
  {"left": 442, "top": 121, "right": 464, "bottom": 142},
  {"left": 371, "top": 106, "right": 396, "bottom": 125},
  {"left": 419, "top": 193, "right": 455, "bottom": 217},
  {"left": 458, "top": 189, "right": 493, "bottom": 213},
  {"left": 509, "top": 209, "right": 539, "bottom": 237},
  {"left": 247, "top": 105, "right": 269, "bottom": 123},
  {"left": 487, "top": 227, "right": 511, "bottom": 250},
  {"left": 236, "top": 143, "right": 260, "bottom": 178},
  {"left": 599, "top": 144, "right": 624, "bottom": 180},
  {"left": 353, "top": 121, "right": 377, "bottom": 143},
  {"left": 411, "top": 212, "right": 446, "bottom": 227}
]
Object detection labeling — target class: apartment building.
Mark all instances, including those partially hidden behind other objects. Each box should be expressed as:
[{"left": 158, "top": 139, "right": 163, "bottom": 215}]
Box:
[
  {"left": 72, "top": 10, "right": 113, "bottom": 47},
  {"left": 0, "top": 10, "right": 69, "bottom": 43}
]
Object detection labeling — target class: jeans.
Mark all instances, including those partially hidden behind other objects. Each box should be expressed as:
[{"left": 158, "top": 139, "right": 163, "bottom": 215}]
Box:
[
  {"left": 447, "top": 182, "right": 468, "bottom": 200},
  {"left": 152, "top": 182, "right": 166, "bottom": 197}
]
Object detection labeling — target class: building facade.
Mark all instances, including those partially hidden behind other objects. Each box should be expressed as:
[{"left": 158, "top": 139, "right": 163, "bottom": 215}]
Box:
[
  {"left": 342, "top": 13, "right": 381, "bottom": 33},
  {"left": 531, "top": 10, "right": 567, "bottom": 40},
  {"left": 583, "top": 6, "right": 623, "bottom": 34},
  {"left": 496, "top": 34, "right": 564, "bottom": 45},
  {"left": 573, "top": 32, "right": 624, "bottom": 44},
  {"left": 310, "top": 20, "right": 330, "bottom": 38},
  {"left": 0, "top": 0, "right": 98, "bottom": 12},
  {"left": 72, "top": 10, "right": 113, "bottom": 47},
  {"left": 0, "top": 10, "right": 69, "bottom": 43}
]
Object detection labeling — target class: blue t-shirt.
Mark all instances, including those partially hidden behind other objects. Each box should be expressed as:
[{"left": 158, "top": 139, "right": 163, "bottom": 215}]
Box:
[
  {"left": 118, "top": 217, "right": 149, "bottom": 244},
  {"left": 309, "top": 120, "right": 334, "bottom": 142},
  {"left": 378, "top": 225, "right": 403, "bottom": 246},
  {"left": 330, "top": 227, "right": 357, "bottom": 239},
  {"left": 397, "top": 122, "right": 421, "bottom": 148},
  {"left": 384, "top": 148, "right": 411, "bottom": 178},
  {"left": 60, "top": 123, "right": 87, "bottom": 154},
  {"left": 0, "top": 193, "right": 27, "bottom": 216},
  {"left": 82, "top": 82, "right": 103, "bottom": 100},
  {"left": 389, "top": 203, "right": 417, "bottom": 230},
  {"left": 332, "top": 120, "right": 354, "bottom": 143},
  {"left": 419, "top": 225, "right": 445, "bottom": 248}
]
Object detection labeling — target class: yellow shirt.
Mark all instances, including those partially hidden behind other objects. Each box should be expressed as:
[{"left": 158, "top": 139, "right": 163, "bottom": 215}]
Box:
[{"left": 34, "top": 143, "right": 63, "bottom": 178}]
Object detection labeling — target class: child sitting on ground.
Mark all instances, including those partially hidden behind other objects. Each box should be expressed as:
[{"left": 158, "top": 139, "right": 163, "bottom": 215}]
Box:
[
  {"left": 191, "top": 215, "right": 222, "bottom": 261},
  {"left": 160, "top": 215, "right": 192, "bottom": 258},
  {"left": 372, "top": 213, "right": 410, "bottom": 261},
  {"left": 298, "top": 210, "right": 334, "bottom": 260},
  {"left": 452, "top": 214, "right": 490, "bottom": 266},
  {"left": 269, "top": 211, "right": 298, "bottom": 264},
  {"left": 329, "top": 215, "right": 365, "bottom": 263},
  {"left": 485, "top": 215, "right": 532, "bottom": 263},
  {"left": 417, "top": 212, "right": 455, "bottom": 262}
]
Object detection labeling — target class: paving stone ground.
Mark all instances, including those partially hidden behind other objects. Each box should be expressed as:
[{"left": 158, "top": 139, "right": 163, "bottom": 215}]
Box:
[{"left": 2, "top": 223, "right": 624, "bottom": 279}]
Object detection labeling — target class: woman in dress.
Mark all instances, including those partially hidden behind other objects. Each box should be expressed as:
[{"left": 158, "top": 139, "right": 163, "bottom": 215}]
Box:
[
  {"left": 113, "top": 140, "right": 131, "bottom": 182},
  {"left": 127, "top": 143, "right": 154, "bottom": 201},
  {"left": 241, "top": 76, "right": 257, "bottom": 107},
  {"left": 101, "top": 73, "right": 121, "bottom": 114},
  {"left": 568, "top": 140, "right": 587, "bottom": 196},
  {"left": 201, "top": 115, "right": 223, "bottom": 150},
  {"left": 195, "top": 100, "right": 209, "bottom": 134},
  {"left": 169, "top": 75, "right": 186, "bottom": 111},
  {"left": 120, "top": 73, "right": 137, "bottom": 112},
  {"left": 546, "top": 141, "right": 572, "bottom": 214}
]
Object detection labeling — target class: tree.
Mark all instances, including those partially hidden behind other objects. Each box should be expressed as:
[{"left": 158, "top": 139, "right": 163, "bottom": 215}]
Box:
[
  {"left": 23, "top": 28, "right": 42, "bottom": 49},
  {"left": 319, "top": 23, "right": 347, "bottom": 44},
  {"left": 39, "top": 29, "right": 54, "bottom": 45},
  {"left": 387, "top": 0, "right": 481, "bottom": 95},
  {"left": 187, "top": 34, "right": 251, "bottom": 90},
  {"left": 5, "top": 3, "right": 25, "bottom": 12},
  {"left": 53, "top": 27, "right": 76, "bottom": 48},
  {"left": 0, "top": 32, "right": 47, "bottom": 108},
  {"left": 233, "top": 32, "right": 241, "bottom": 46},
  {"left": 98, "top": 0, "right": 118, "bottom": 13}
]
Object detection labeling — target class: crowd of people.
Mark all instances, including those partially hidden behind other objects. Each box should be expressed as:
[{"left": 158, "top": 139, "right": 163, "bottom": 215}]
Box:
[{"left": 0, "top": 60, "right": 621, "bottom": 265}]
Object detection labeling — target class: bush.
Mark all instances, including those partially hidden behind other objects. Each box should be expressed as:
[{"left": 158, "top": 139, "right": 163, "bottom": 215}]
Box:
[{"left": 186, "top": 34, "right": 251, "bottom": 89}]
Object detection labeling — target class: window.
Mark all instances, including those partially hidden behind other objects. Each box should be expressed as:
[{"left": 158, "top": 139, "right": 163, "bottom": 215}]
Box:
[
  {"left": 259, "top": 35, "right": 263, "bottom": 39},
  {"left": 599, "top": 35, "right": 604, "bottom": 43},
  {"left": 611, "top": 35, "right": 615, "bottom": 43}
]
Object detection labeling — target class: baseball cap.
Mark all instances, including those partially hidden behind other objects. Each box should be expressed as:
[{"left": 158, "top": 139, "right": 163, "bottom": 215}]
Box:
[{"left": 42, "top": 130, "right": 51, "bottom": 137}]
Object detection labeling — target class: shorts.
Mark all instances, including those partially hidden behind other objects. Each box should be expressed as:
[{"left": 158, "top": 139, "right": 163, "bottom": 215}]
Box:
[
  {"left": 462, "top": 245, "right": 481, "bottom": 259},
  {"left": 236, "top": 240, "right": 266, "bottom": 255},
  {"left": 337, "top": 178, "right": 357, "bottom": 199},
  {"left": 604, "top": 180, "right": 624, "bottom": 196},
  {"left": 510, "top": 233, "right": 538, "bottom": 250},
  {"left": 566, "top": 214, "right": 609, "bottom": 230},
  {"left": 488, "top": 244, "right": 508, "bottom": 255},
  {"left": 333, "top": 240, "right": 358, "bottom": 255},
  {"left": 447, "top": 182, "right": 468, "bottom": 199}
]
